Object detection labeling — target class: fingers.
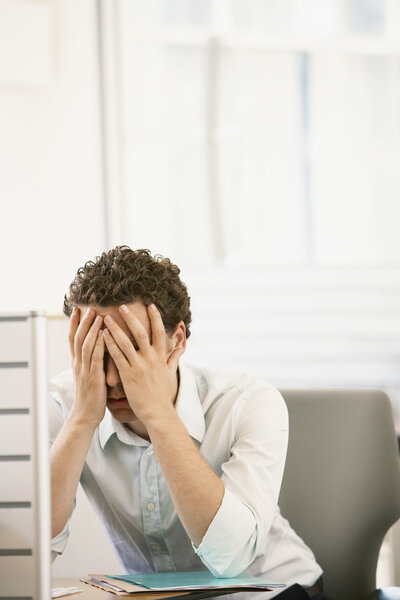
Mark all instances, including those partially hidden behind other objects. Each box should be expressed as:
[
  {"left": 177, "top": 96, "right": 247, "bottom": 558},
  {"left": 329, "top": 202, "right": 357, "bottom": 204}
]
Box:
[
  {"left": 167, "top": 346, "right": 185, "bottom": 372},
  {"left": 146, "top": 304, "right": 165, "bottom": 352},
  {"left": 81, "top": 314, "right": 104, "bottom": 370},
  {"left": 68, "top": 306, "right": 80, "bottom": 361},
  {"left": 103, "top": 328, "right": 129, "bottom": 371},
  {"left": 91, "top": 329, "right": 105, "bottom": 371},
  {"left": 104, "top": 313, "right": 140, "bottom": 363},
  {"left": 74, "top": 307, "right": 96, "bottom": 365},
  {"left": 118, "top": 305, "right": 152, "bottom": 354}
]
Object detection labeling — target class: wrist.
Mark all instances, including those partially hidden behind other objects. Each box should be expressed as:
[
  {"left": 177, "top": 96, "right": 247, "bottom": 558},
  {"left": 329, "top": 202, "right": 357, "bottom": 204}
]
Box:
[
  {"left": 145, "top": 403, "right": 182, "bottom": 437},
  {"left": 67, "top": 408, "right": 100, "bottom": 434}
]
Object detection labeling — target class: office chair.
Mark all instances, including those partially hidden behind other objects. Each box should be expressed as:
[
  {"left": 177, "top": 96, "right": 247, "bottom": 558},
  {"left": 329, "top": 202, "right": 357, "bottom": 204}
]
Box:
[{"left": 278, "top": 388, "right": 400, "bottom": 600}]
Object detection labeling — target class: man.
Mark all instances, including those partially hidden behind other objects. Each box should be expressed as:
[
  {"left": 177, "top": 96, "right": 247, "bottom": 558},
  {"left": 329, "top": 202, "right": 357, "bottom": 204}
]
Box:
[{"left": 50, "top": 246, "right": 325, "bottom": 600}]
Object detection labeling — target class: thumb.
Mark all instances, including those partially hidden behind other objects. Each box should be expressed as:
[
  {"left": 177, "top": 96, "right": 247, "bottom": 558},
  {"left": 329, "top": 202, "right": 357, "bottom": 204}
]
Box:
[{"left": 167, "top": 347, "right": 185, "bottom": 372}]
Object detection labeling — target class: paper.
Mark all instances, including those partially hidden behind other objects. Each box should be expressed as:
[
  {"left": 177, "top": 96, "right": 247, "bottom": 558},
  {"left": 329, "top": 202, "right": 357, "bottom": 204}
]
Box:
[
  {"left": 52, "top": 587, "right": 82, "bottom": 598},
  {"left": 82, "top": 578, "right": 196, "bottom": 598},
  {"left": 105, "top": 571, "right": 284, "bottom": 590},
  {"left": 90, "top": 578, "right": 126, "bottom": 593}
]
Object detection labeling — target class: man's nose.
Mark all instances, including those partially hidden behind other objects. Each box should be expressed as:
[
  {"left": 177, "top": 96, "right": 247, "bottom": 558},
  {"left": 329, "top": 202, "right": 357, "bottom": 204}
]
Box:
[{"left": 105, "top": 356, "right": 121, "bottom": 388}]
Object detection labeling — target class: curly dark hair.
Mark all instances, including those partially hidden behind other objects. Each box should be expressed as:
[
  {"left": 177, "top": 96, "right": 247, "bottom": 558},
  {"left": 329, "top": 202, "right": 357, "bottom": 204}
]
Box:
[{"left": 63, "top": 246, "right": 192, "bottom": 338}]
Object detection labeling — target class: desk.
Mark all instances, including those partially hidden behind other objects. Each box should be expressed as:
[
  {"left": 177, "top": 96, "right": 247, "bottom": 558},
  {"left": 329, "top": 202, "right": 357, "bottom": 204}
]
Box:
[
  {"left": 53, "top": 577, "right": 119, "bottom": 599},
  {"left": 51, "top": 578, "right": 231, "bottom": 600}
]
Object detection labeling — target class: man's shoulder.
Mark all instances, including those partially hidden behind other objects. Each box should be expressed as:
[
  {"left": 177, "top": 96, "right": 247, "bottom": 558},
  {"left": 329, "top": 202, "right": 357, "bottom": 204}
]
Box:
[
  {"left": 47, "top": 368, "right": 74, "bottom": 441},
  {"left": 184, "top": 363, "right": 283, "bottom": 411},
  {"left": 184, "top": 363, "right": 288, "bottom": 435},
  {"left": 48, "top": 368, "right": 74, "bottom": 413},
  {"left": 49, "top": 367, "right": 74, "bottom": 390}
]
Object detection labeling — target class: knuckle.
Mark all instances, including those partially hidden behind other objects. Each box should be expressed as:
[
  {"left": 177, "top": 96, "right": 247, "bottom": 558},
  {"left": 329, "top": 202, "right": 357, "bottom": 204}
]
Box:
[
  {"left": 81, "top": 344, "right": 90, "bottom": 359},
  {"left": 121, "top": 340, "right": 132, "bottom": 353},
  {"left": 74, "top": 332, "right": 83, "bottom": 347},
  {"left": 92, "top": 346, "right": 102, "bottom": 359},
  {"left": 148, "top": 353, "right": 157, "bottom": 366},
  {"left": 136, "top": 362, "right": 145, "bottom": 375}
]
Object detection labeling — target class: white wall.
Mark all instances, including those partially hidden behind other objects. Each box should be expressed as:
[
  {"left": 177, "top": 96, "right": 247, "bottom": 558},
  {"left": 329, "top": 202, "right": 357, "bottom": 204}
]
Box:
[{"left": 0, "top": 0, "right": 105, "bottom": 314}]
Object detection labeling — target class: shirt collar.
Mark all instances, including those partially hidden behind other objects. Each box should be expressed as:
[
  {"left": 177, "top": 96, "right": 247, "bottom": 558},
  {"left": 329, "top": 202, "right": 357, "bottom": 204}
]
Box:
[
  {"left": 50, "top": 368, "right": 74, "bottom": 393},
  {"left": 99, "top": 411, "right": 149, "bottom": 450},
  {"left": 174, "top": 363, "right": 205, "bottom": 444}
]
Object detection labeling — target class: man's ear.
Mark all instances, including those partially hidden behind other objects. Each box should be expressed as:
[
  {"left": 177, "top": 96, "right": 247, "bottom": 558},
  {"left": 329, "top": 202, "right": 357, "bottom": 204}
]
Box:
[{"left": 167, "top": 321, "right": 186, "bottom": 357}]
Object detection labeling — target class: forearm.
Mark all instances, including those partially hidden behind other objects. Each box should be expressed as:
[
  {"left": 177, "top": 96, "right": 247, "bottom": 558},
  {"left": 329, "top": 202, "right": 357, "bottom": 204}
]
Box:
[
  {"left": 146, "top": 407, "right": 225, "bottom": 547},
  {"left": 50, "top": 413, "right": 96, "bottom": 538}
]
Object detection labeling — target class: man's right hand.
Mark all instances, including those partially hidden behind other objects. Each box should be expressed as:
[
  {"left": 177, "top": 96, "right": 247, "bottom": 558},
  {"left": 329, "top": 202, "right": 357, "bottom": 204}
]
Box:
[{"left": 68, "top": 306, "right": 106, "bottom": 428}]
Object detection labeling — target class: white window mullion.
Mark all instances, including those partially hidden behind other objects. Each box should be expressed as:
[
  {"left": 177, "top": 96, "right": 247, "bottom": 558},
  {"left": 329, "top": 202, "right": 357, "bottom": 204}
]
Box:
[
  {"left": 97, "top": 0, "right": 124, "bottom": 249},
  {"left": 205, "top": 35, "right": 226, "bottom": 262}
]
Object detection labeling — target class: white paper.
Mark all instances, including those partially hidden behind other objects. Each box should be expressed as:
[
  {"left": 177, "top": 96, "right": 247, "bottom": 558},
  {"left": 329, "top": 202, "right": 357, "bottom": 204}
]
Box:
[{"left": 51, "top": 587, "right": 82, "bottom": 598}]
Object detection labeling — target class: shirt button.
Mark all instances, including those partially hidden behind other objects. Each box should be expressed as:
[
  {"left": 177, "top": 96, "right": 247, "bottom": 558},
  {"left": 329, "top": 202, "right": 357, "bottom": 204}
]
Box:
[
  {"left": 146, "top": 448, "right": 153, "bottom": 456},
  {"left": 147, "top": 502, "right": 155, "bottom": 511},
  {"left": 154, "top": 545, "right": 162, "bottom": 552}
]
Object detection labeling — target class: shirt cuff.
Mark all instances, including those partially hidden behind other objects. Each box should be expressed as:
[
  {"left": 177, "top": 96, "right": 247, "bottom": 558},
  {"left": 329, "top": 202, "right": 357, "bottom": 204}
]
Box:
[
  {"left": 51, "top": 498, "right": 76, "bottom": 559},
  {"left": 192, "top": 487, "right": 257, "bottom": 577},
  {"left": 51, "top": 521, "right": 70, "bottom": 558}
]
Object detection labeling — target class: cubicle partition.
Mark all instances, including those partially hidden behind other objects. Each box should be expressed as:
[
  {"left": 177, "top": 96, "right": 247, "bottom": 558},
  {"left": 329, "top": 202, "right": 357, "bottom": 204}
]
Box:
[{"left": 0, "top": 312, "right": 51, "bottom": 599}]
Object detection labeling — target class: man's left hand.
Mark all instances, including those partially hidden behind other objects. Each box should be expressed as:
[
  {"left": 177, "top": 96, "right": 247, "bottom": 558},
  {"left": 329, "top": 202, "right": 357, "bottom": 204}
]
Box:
[{"left": 103, "top": 303, "right": 183, "bottom": 424}]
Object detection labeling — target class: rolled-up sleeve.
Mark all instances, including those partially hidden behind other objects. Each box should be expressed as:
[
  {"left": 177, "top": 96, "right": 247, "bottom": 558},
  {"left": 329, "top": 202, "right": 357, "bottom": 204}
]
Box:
[
  {"left": 193, "top": 487, "right": 257, "bottom": 577},
  {"left": 193, "top": 387, "right": 288, "bottom": 577},
  {"left": 51, "top": 498, "right": 76, "bottom": 561}
]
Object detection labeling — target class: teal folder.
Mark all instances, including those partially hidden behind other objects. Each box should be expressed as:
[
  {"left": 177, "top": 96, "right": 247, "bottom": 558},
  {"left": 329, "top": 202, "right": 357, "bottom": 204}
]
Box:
[{"left": 106, "top": 571, "right": 285, "bottom": 591}]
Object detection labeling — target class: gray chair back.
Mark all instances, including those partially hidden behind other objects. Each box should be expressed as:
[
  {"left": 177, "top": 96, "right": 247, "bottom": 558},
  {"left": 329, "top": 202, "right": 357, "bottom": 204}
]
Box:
[{"left": 279, "top": 389, "right": 400, "bottom": 600}]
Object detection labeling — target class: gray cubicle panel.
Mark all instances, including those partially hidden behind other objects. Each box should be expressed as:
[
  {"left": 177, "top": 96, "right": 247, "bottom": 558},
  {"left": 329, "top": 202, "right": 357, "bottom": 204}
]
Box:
[{"left": 0, "top": 312, "right": 51, "bottom": 600}]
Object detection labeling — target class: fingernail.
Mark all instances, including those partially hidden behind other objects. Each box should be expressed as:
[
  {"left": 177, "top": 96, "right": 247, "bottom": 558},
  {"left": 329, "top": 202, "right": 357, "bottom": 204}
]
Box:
[
  {"left": 104, "top": 315, "right": 113, "bottom": 325},
  {"left": 149, "top": 303, "right": 157, "bottom": 311},
  {"left": 120, "top": 304, "right": 129, "bottom": 314},
  {"left": 95, "top": 315, "right": 102, "bottom": 324},
  {"left": 86, "top": 307, "right": 93, "bottom": 316}
]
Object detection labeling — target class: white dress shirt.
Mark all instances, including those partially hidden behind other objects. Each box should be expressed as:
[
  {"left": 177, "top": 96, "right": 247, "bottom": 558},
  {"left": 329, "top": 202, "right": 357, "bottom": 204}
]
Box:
[{"left": 50, "top": 363, "right": 322, "bottom": 599}]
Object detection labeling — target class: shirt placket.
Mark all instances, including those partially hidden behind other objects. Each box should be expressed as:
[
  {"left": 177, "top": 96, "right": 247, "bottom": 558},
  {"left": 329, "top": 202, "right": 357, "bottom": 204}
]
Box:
[{"left": 140, "top": 445, "right": 176, "bottom": 572}]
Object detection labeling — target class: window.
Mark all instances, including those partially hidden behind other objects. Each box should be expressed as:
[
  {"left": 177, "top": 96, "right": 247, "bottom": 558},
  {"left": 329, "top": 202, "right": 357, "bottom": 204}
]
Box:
[{"left": 109, "top": 0, "right": 400, "bottom": 268}]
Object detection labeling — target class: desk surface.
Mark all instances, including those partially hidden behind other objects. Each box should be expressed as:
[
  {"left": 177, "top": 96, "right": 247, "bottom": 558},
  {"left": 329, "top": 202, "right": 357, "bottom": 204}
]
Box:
[{"left": 53, "top": 577, "right": 119, "bottom": 599}]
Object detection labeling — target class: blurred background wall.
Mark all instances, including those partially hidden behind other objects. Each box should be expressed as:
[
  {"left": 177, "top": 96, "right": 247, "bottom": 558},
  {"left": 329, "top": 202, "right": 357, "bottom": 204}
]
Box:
[
  {"left": 1, "top": 0, "right": 400, "bottom": 586},
  {"left": 0, "top": 0, "right": 104, "bottom": 312}
]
